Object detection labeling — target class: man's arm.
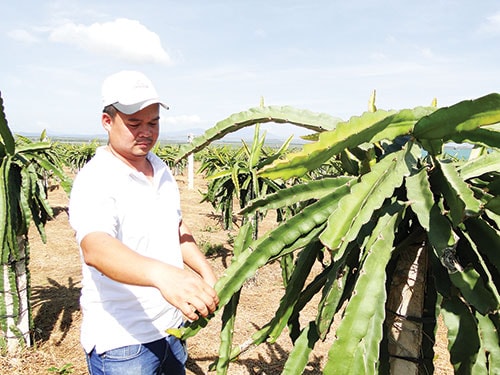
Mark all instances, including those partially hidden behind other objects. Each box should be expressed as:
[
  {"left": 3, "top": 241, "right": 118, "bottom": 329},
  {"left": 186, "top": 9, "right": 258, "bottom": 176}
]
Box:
[
  {"left": 178, "top": 221, "right": 218, "bottom": 288},
  {"left": 80, "top": 231, "right": 218, "bottom": 321}
]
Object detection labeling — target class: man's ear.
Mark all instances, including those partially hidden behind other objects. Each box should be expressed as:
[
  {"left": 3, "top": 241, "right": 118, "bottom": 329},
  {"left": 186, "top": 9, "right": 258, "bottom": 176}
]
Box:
[{"left": 102, "top": 113, "right": 112, "bottom": 132}]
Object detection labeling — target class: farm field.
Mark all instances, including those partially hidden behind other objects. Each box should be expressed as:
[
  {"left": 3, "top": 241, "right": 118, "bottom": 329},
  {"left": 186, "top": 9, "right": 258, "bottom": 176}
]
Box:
[{"left": 0, "top": 164, "right": 454, "bottom": 374}]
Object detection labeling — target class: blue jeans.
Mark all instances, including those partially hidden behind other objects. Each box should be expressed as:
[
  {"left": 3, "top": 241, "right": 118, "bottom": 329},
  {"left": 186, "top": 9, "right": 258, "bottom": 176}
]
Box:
[{"left": 85, "top": 335, "right": 187, "bottom": 375}]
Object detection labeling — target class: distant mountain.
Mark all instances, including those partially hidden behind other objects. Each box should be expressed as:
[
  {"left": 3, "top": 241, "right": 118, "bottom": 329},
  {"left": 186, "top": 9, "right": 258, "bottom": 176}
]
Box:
[{"left": 162, "top": 124, "right": 311, "bottom": 144}]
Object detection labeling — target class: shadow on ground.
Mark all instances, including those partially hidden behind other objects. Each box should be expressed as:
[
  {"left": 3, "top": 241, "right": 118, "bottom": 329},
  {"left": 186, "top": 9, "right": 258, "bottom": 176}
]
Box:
[
  {"left": 187, "top": 341, "right": 323, "bottom": 375},
  {"left": 31, "top": 277, "right": 81, "bottom": 345}
]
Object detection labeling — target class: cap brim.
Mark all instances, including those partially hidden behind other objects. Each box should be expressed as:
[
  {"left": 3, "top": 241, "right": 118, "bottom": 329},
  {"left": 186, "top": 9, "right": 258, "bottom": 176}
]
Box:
[{"left": 113, "top": 100, "right": 169, "bottom": 115}]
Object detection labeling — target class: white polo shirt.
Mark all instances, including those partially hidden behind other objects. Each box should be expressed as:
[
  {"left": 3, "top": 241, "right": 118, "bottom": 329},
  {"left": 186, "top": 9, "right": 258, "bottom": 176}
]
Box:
[{"left": 69, "top": 146, "right": 184, "bottom": 354}]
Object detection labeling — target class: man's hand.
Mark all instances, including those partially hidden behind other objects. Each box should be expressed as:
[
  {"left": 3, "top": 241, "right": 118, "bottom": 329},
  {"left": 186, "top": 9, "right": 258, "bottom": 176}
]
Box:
[{"left": 151, "top": 263, "right": 219, "bottom": 321}]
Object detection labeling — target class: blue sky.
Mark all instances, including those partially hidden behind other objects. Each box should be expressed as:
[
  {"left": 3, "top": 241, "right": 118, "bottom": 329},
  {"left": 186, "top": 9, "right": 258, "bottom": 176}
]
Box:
[{"left": 1, "top": 0, "right": 500, "bottom": 139}]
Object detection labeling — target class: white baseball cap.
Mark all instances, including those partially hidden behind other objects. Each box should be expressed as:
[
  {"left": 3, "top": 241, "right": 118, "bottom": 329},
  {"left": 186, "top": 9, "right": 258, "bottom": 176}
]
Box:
[{"left": 101, "top": 70, "right": 168, "bottom": 114}]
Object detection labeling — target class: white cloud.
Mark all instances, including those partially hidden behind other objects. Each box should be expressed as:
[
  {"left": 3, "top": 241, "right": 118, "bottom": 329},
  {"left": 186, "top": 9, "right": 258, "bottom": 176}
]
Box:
[
  {"left": 478, "top": 12, "right": 500, "bottom": 35},
  {"left": 7, "top": 29, "right": 39, "bottom": 43},
  {"left": 48, "top": 18, "right": 171, "bottom": 64}
]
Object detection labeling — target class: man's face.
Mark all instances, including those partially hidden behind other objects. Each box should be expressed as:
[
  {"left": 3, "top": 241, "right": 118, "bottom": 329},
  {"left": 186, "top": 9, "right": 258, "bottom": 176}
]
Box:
[{"left": 103, "top": 104, "right": 160, "bottom": 161}]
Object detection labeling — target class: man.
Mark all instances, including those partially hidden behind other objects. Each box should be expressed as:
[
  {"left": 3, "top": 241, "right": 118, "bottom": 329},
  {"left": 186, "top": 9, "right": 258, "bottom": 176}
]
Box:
[{"left": 69, "top": 70, "right": 219, "bottom": 374}]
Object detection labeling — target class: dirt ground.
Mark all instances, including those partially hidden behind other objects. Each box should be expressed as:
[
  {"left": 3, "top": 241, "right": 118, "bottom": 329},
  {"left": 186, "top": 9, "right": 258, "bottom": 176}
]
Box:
[{"left": 0, "top": 165, "right": 454, "bottom": 374}]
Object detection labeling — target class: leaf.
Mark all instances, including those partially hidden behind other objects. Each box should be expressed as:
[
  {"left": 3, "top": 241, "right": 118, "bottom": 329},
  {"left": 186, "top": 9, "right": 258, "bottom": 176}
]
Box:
[
  {"left": 175, "top": 106, "right": 343, "bottom": 162},
  {"left": 19, "top": 168, "right": 33, "bottom": 233},
  {"left": 316, "top": 252, "right": 350, "bottom": 339},
  {"left": 413, "top": 93, "right": 500, "bottom": 140},
  {"left": 474, "top": 313, "right": 500, "bottom": 373},
  {"left": 405, "top": 168, "right": 464, "bottom": 273},
  {"left": 437, "top": 159, "right": 483, "bottom": 221},
  {"left": 0, "top": 265, "right": 7, "bottom": 333},
  {"left": 0, "top": 158, "right": 10, "bottom": 262},
  {"left": 449, "top": 267, "right": 499, "bottom": 315},
  {"left": 232, "top": 221, "right": 253, "bottom": 257},
  {"left": 0, "top": 94, "right": 15, "bottom": 155},
  {"left": 281, "top": 321, "right": 320, "bottom": 375},
  {"left": 20, "top": 147, "right": 73, "bottom": 194},
  {"left": 320, "top": 146, "right": 412, "bottom": 251},
  {"left": 323, "top": 208, "right": 400, "bottom": 375},
  {"left": 268, "top": 222, "right": 326, "bottom": 263},
  {"left": 260, "top": 107, "right": 434, "bottom": 180},
  {"left": 441, "top": 296, "right": 480, "bottom": 373},
  {"left": 448, "top": 127, "right": 500, "bottom": 151},
  {"left": 419, "top": 138, "right": 445, "bottom": 156},
  {"left": 256, "top": 134, "right": 294, "bottom": 170},
  {"left": 248, "top": 124, "right": 264, "bottom": 169},
  {"left": 465, "top": 218, "right": 500, "bottom": 274},
  {"left": 459, "top": 227, "right": 500, "bottom": 316},
  {"left": 485, "top": 196, "right": 500, "bottom": 215},
  {"left": 459, "top": 151, "right": 500, "bottom": 180},
  {"left": 14, "top": 142, "right": 51, "bottom": 153},
  {"left": 239, "top": 176, "right": 354, "bottom": 216},
  {"left": 266, "top": 241, "right": 322, "bottom": 343},
  {"left": 405, "top": 167, "right": 435, "bottom": 231},
  {"left": 216, "top": 292, "right": 241, "bottom": 374},
  {"left": 287, "top": 265, "right": 332, "bottom": 342},
  {"left": 340, "top": 149, "right": 360, "bottom": 175}
]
